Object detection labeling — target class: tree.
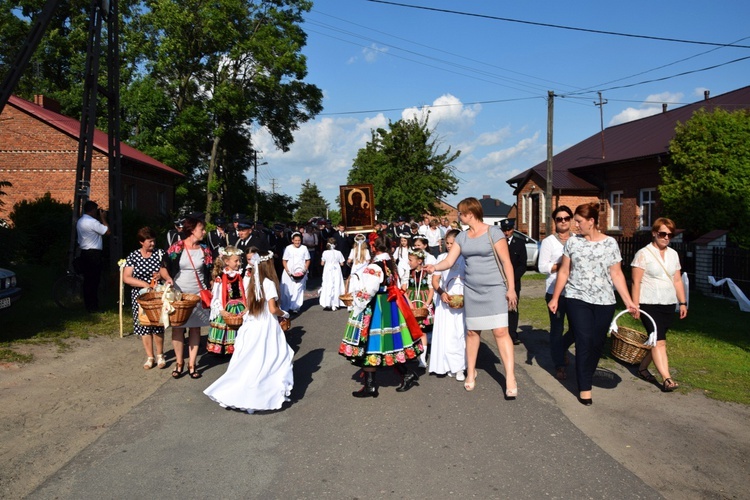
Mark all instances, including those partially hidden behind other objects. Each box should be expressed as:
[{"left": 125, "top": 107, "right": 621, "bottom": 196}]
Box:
[
  {"left": 347, "top": 114, "right": 460, "bottom": 221},
  {"left": 294, "top": 179, "right": 328, "bottom": 223},
  {"left": 660, "top": 108, "right": 750, "bottom": 247}
]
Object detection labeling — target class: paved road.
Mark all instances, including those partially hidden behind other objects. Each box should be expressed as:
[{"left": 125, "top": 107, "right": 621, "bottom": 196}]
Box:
[{"left": 30, "top": 281, "right": 658, "bottom": 499}]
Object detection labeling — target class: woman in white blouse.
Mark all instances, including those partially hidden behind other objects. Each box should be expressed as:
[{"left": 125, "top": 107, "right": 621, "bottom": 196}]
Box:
[
  {"left": 281, "top": 232, "right": 310, "bottom": 314},
  {"left": 631, "top": 217, "right": 687, "bottom": 392}
]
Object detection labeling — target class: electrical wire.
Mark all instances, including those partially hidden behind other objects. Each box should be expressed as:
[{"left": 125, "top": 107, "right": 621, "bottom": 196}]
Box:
[
  {"left": 318, "top": 96, "right": 540, "bottom": 116},
  {"left": 366, "top": 0, "right": 750, "bottom": 49}
]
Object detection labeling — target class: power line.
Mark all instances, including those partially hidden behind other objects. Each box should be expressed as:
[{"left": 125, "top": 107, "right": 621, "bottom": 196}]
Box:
[
  {"left": 366, "top": 0, "right": 750, "bottom": 49},
  {"left": 318, "top": 96, "right": 539, "bottom": 116}
]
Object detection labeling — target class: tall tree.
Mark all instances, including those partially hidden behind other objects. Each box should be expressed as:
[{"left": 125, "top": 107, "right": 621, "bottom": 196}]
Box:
[
  {"left": 347, "top": 115, "right": 460, "bottom": 221},
  {"left": 294, "top": 179, "right": 328, "bottom": 223},
  {"left": 660, "top": 108, "right": 750, "bottom": 247}
]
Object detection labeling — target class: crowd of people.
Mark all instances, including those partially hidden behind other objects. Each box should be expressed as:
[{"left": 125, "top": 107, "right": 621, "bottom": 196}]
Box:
[{"left": 106, "top": 196, "right": 689, "bottom": 414}]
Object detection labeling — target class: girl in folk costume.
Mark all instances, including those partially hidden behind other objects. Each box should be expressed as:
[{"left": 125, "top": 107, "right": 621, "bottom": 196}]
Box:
[
  {"left": 403, "top": 248, "right": 434, "bottom": 368},
  {"left": 319, "top": 238, "right": 346, "bottom": 311},
  {"left": 412, "top": 236, "right": 437, "bottom": 266},
  {"left": 204, "top": 250, "right": 294, "bottom": 413},
  {"left": 281, "top": 232, "right": 310, "bottom": 314},
  {"left": 346, "top": 233, "right": 371, "bottom": 276},
  {"left": 207, "top": 246, "right": 246, "bottom": 355},
  {"left": 340, "top": 236, "right": 424, "bottom": 397},
  {"left": 429, "top": 229, "right": 467, "bottom": 380}
]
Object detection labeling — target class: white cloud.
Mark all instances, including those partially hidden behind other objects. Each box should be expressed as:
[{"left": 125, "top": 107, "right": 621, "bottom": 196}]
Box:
[
  {"left": 401, "top": 94, "right": 480, "bottom": 130},
  {"left": 609, "top": 91, "right": 684, "bottom": 126},
  {"left": 363, "top": 43, "right": 388, "bottom": 63}
]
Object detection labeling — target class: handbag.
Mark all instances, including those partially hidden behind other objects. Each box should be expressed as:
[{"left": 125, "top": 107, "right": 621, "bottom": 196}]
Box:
[
  {"left": 488, "top": 229, "right": 516, "bottom": 312},
  {"left": 185, "top": 247, "right": 212, "bottom": 309}
]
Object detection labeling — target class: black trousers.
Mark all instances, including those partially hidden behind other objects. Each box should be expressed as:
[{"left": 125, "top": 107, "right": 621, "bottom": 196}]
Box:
[{"left": 80, "top": 249, "right": 103, "bottom": 312}]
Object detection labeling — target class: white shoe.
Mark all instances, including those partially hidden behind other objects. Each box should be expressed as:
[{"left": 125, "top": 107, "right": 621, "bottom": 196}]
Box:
[
  {"left": 456, "top": 371, "right": 466, "bottom": 382},
  {"left": 332, "top": 306, "right": 337, "bottom": 311},
  {"left": 447, "top": 372, "right": 454, "bottom": 378}
]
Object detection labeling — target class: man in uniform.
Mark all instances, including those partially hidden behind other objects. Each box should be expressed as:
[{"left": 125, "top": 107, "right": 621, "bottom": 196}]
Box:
[
  {"left": 76, "top": 200, "right": 109, "bottom": 312},
  {"left": 166, "top": 218, "right": 183, "bottom": 248},
  {"left": 501, "top": 218, "right": 527, "bottom": 345},
  {"left": 235, "top": 218, "right": 270, "bottom": 265},
  {"left": 207, "top": 216, "right": 228, "bottom": 259}
]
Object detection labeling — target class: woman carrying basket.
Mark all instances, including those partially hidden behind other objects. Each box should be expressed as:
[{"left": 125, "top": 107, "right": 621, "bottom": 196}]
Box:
[
  {"left": 548, "top": 202, "right": 638, "bottom": 406},
  {"left": 631, "top": 217, "right": 687, "bottom": 392}
]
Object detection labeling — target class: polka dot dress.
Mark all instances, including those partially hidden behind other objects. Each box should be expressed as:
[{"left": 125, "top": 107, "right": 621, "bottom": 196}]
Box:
[{"left": 126, "top": 248, "right": 166, "bottom": 336}]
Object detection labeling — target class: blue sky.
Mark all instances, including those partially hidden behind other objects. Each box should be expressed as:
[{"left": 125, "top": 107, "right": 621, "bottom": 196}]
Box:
[{"left": 253, "top": 0, "right": 750, "bottom": 215}]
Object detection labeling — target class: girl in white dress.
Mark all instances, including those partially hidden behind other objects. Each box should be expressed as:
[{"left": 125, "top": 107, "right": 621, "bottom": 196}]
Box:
[
  {"left": 429, "top": 229, "right": 467, "bottom": 379},
  {"left": 281, "top": 232, "right": 310, "bottom": 314},
  {"left": 393, "top": 233, "right": 412, "bottom": 280},
  {"left": 347, "top": 234, "right": 371, "bottom": 277},
  {"left": 204, "top": 250, "right": 294, "bottom": 413},
  {"left": 319, "top": 238, "right": 346, "bottom": 310}
]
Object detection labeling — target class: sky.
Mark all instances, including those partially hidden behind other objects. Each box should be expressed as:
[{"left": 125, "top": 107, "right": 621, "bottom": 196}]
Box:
[{"left": 252, "top": 0, "right": 750, "bottom": 216}]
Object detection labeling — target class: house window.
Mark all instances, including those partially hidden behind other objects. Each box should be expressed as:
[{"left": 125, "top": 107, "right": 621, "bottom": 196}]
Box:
[
  {"left": 124, "top": 184, "right": 137, "bottom": 209},
  {"left": 157, "top": 191, "right": 167, "bottom": 216},
  {"left": 521, "top": 194, "right": 527, "bottom": 224},
  {"left": 639, "top": 188, "right": 656, "bottom": 229},
  {"left": 609, "top": 191, "right": 623, "bottom": 230}
]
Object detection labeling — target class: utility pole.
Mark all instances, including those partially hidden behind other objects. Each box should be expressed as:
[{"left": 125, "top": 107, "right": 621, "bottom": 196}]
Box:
[
  {"left": 270, "top": 178, "right": 278, "bottom": 194},
  {"left": 594, "top": 91, "right": 608, "bottom": 159},
  {"left": 253, "top": 149, "right": 259, "bottom": 221},
  {"left": 545, "top": 90, "right": 554, "bottom": 236}
]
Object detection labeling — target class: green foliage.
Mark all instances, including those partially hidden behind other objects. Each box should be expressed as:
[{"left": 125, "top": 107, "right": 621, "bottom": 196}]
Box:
[
  {"left": 347, "top": 115, "right": 460, "bottom": 221},
  {"left": 660, "top": 108, "right": 750, "bottom": 247},
  {"left": 294, "top": 180, "right": 328, "bottom": 223},
  {"left": 8, "top": 193, "right": 72, "bottom": 268}
]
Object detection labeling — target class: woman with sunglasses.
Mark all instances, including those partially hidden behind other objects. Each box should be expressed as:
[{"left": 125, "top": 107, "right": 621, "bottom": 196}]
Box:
[
  {"left": 538, "top": 206, "right": 575, "bottom": 381},
  {"left": 631, "top": 217, "right": 687, "bottom": 392},
  {"left": 548, "top": 202, "right": 638, "bottom": 406}
]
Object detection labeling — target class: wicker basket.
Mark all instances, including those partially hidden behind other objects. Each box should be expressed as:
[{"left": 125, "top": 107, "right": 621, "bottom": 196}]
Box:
[
  {"left": 220, "top": 310, "right": 245, "bottom": 328},
  {"left": 448, "top": 294, "right": 464, "bottom": 309},
  {"left": 169, "top": 293, "right": 200, "bottom": 327},
  {"left": 609, "top": 310, "right": 656, "bottom": 364},
  {"left": 339, "top": 293, "right": 354, "bottom": 307},
  {"left": 411, "top": 299, "right": 429, "bottom": 322},
  {"left": 137, "top": 297, "right": 164, "bottom": 324},
  {"left": 279, "top": 316, "right": 291, "bottom": 332}
]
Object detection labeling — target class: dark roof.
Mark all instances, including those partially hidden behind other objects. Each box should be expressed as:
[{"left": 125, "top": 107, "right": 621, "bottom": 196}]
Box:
[
  {"left": 7, "top": 95, "right": 184, "bottom": 177},
  {"left": 479, "top": 196, "right": 512, "bottom": 217},
  {"left": 508, "top": 86, "right": 750, "bottom": 192}
]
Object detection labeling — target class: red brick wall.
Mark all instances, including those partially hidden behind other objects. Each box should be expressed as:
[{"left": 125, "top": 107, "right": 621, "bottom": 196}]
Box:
[{"left": 0, "top": 104, "right": 177, "bottom": 221}]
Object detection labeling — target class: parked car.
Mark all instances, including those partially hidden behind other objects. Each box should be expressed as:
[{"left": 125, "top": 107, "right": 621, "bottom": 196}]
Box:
[
  {"left": 513, "top": 231, "right": 540, "bottom": 269},
  {"left": 0, "top": 267, "right": 21, "bottom": 310}
]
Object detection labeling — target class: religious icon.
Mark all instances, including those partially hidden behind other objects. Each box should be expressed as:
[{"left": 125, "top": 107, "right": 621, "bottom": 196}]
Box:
[{"left": 340, "top": 184, "right": 376, "bottom": 233}]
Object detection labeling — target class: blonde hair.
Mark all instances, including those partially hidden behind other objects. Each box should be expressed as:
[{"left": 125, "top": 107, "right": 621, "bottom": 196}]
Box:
[
  {"left": 245, "top": 252, "right": 280, "bottom": 317},
  {"left": 212, "top": 245, "right": 242, "bottom": 279},
  {"left": 352, "top": 234, "right": 369, "bottom": 265}
]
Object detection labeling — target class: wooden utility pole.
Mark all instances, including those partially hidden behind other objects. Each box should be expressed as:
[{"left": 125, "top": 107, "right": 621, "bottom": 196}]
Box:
[
  {"left": 545, "top": 91, "right": 554, "bottom": 235},
  {"left": 595, "top": 91, "right": 608, "bottom": 159}
]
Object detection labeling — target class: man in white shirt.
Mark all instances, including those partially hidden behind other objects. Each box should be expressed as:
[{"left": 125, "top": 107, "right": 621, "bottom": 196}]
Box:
[{"left": 76, "top": 200, "right": 110, "bottom": 312}]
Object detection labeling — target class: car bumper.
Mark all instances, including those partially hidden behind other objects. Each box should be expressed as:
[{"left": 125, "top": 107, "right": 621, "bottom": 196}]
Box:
[{"left": 0, "top": 288, "right": 22, "bottom": 310}]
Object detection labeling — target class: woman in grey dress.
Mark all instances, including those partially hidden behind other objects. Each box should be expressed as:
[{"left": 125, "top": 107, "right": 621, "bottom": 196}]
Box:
[{"left": 423, "top": 197, "right": 518, "bottom": 399}]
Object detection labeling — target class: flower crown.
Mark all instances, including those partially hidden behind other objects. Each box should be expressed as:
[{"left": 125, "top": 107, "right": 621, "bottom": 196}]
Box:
[
  {"left": 249, "top": 251, "right": 274, "bottom": 265},
  {"left": 219, "top": 246, "right": 243, "bottom": 257},
  {"left": 409, "top": 249, "right": 426, "bottom": 260}
]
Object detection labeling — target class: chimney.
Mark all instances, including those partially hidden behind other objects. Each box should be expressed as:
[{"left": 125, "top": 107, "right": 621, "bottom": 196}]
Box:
[
  {"left": 662, "top": 103, "right": 668, "bottom": 113},
  {"left": 482, "top": 195, "right": 491, "bottom": 199},
  {"left": 704, "top": 90, "right": 710, "bottom": 101},
  {"left": 33, "top": 95, "right": 61, "bottom": 113}
]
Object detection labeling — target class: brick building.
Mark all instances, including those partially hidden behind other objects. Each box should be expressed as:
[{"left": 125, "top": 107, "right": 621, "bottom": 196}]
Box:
[
  {"left": 0, "top": 95, "right": 184, "bottom": 222},
  {"left": 507, "top": 86, "right": 750, "bottom": 240}
]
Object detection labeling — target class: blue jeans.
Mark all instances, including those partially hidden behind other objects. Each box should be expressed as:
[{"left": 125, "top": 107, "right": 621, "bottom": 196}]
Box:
[
  {"left": 566, "top": 298, "right": 615, "bottom": 392},
  {"left": 546, "top": 293, "right": 574, "bottom": 369}
]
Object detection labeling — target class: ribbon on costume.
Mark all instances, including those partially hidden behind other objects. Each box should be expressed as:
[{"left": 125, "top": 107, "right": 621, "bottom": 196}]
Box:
[{"left": 387, "top": 284, "right": 423, "bottom": 341}]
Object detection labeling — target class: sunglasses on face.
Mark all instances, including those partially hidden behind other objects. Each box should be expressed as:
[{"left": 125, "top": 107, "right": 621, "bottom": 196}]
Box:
[
  {"left": 555, "top": 216, "right": 571, "bottom": 223},
  {"left": 657, "top": 231, "right": 673, "bottom": 239}
]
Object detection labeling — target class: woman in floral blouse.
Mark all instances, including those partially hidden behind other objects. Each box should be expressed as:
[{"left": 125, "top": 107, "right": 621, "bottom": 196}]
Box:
[
  {"left": 339, "top": 236, "right": 424, "bottom": 397},
  {"left": 548, "top": 202, "right": 638, "bottom": 406}
]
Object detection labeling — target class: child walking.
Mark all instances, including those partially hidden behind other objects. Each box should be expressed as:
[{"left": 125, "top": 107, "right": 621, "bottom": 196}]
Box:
[
  {"left": 204, "top": 250, "right": 294, "bottom": 413},
  {"left": 207, "top": 246, "right": 246, "bottom": 355},
  {"left": 429, "top": 229, "right": 467, "bottom": 380},
  {"left": 319, "top": 238, "right": 346, "bottom": 310},
  {"left": 404, "top": 248, "right": 434, "bottom": 369}
]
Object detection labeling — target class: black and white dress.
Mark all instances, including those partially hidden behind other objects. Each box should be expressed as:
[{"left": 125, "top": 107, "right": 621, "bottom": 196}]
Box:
[{"left": 125, "top": 248, "right": 166, "bottom": 336}]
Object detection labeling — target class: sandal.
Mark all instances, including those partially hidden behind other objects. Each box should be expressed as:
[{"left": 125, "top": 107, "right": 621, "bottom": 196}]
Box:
[
  {"left": 663, "top": 378, "right": 679, "bottom": 392},
  {"left": 555, "top": 367, "right": 567, "bottom": 381},
  {"left": 172, "top": 363, "right": 184, "bottom": 379},
  {"left": 143, "top": 357, "right": 155, "bottom": 370},
  {"left": 189, "top": 366, "right": 202, "bottom": 379},
  {"left": 156, "top": 354, "right": 167, "bottom": 369},
  {"left": 464, "top": 371, "right": 478, "bottom": 392},
  {"left": 638, "top": 369, "right": 657, "bottom": 383}
]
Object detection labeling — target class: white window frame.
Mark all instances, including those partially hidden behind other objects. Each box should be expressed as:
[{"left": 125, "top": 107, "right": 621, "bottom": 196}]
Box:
[
  {"left": 609, "top": 191, "right": 623, "bottom": 230},
  {"left": 639, "top": 188, "right": 656, "bottom": 230},
  {"left": 521, "top": 194, "right": 528, "bottom": 224}
]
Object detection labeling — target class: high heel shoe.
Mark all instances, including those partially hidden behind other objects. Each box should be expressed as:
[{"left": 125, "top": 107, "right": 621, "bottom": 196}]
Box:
[
  {"left": 464, "top": 371, "right": 478, "bottom": 391},
  {"left": 171, "top": 363, "right": 184, "bottom": 379},
  {"left": 578, "top": 396, "right": 593, "bottom": 406},
  {"left": 505, "top": 386, "right": 518, "bottom": 400}
]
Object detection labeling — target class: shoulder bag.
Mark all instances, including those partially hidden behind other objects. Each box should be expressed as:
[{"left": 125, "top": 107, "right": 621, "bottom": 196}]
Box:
[{"left": 185, "top": 247, "right": 212, "bottom": 308}]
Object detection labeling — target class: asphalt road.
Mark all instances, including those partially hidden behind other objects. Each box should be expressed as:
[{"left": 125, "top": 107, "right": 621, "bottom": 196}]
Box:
[{"left": 30, "top": 283, "right": 658, "bottom": 499}]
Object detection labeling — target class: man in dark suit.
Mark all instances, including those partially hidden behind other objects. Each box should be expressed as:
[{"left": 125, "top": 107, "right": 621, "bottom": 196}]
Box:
[
  {"left": 235, "top": 218, "right": 270, "bottom": 265},
  {"left": 332, "top": 221, "right": 352, "bottom": 278},
  {"left": 207, "top": 216, "right": 228, "bottom": 259},
  {"left": 501, "top": 218, "right": 527, "bottom": 345}
]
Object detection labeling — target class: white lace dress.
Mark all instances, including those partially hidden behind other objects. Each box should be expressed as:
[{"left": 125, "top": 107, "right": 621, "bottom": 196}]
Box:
[
  {"left": 319, "top": 249, "right": 345, "bottom": 308},
  {"left": 429, "top": 253, "right": 467, "bottom": 375}
]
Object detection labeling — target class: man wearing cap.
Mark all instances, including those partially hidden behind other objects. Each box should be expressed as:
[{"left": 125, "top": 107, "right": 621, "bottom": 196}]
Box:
[
  {"left": 207, "top": 216, "right": 228, "bottom": 259},
  {"left": 501, "top": 219, "right": 527, "bottom": 345},
  {"left": 76, "top": 200, "right": 110, "bottom": 312},
  {"left": 227, "top": 213, "right": 245, "bottom": 246},
  {"left": 235, "top": 218, "right": 270, "bottom": 264},
  {"left": 167, "top": 218, "right": 183, "bottom": 248}
]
